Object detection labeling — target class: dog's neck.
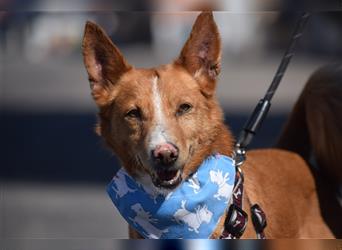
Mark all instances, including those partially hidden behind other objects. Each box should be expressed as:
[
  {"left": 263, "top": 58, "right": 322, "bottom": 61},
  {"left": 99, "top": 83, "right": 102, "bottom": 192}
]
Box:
[{"left": 183, "top": 123, "right": 234, "bottom": 177}]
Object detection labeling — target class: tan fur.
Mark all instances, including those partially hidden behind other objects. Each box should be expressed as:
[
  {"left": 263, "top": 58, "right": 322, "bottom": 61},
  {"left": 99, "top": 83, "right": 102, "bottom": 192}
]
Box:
[{"left": 82, "top": 12, "right": 335, "bottom": 238}]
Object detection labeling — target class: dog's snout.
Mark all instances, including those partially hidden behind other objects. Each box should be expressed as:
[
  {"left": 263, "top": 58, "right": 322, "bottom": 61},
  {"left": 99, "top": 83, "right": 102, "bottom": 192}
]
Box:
[{"left": 152, "top": 143, "right": 179, "bottom": 166}]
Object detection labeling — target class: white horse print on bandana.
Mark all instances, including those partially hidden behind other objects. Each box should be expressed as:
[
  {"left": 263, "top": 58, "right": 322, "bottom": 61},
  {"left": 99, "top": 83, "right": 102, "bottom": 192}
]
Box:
[
  {"left": 173, "top": 200, "right": 213, "bottom": 233},
  {"left": 210, "top": 170, "right": 232, "bottom": 201},
  {"left": 111, "top": 169, "right": 136, "bottom": 198},
  {"left": 187, "top": 173, "right": 200, "bottom": 194},
  {"left": 129, "top": 203, "right": 169, "bottom": 239}
]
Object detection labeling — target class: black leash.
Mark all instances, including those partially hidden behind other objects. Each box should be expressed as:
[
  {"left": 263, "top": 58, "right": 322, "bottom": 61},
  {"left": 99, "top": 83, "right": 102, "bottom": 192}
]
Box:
[
  {"left": 235, "top": 12, "right": 311, "bottom": 159},
  {"left": 222, "top": 12, "right": 311, "bottom": 239}
]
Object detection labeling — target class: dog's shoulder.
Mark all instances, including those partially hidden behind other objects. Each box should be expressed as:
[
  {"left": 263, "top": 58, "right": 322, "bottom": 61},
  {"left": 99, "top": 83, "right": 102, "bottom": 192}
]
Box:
[
  {"left": 244, "top": 148, "right": 314, "bottom": 190},
  {"left": 247, "top": 148, "right": 307, "bottom": 167}
]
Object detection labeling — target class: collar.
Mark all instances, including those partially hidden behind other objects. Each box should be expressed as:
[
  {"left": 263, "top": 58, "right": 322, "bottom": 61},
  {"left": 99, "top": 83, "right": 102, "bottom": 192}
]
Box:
[{"left": 107, "top": 154, "right": 236, "bottom": 239}]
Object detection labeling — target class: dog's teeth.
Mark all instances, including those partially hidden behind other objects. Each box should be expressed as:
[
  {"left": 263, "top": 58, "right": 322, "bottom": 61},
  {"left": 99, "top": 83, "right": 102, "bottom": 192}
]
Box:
[{"left": 163, "top": 170, "right": 181, "bottom": 185}]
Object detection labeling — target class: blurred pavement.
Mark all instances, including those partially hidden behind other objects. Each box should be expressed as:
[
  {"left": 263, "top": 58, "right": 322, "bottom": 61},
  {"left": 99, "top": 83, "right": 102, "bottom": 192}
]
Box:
[{"left": 2, "top": 182, "right": 127, "bottom": 239}]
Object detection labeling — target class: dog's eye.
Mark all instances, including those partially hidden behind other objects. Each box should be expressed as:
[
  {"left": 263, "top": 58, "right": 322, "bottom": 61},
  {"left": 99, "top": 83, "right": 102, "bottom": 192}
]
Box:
[
  {"left": 125, "top": 108, "right": 141, "bottom": 119},
  {"left": 177, "top": 103, "right": 193, "bottom": 116}
]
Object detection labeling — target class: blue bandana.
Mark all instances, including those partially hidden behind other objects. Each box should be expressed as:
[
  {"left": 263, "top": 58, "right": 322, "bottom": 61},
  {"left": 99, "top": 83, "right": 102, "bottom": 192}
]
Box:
[{"left": 107, "top": 154, "right": 235, "bottom": 239}]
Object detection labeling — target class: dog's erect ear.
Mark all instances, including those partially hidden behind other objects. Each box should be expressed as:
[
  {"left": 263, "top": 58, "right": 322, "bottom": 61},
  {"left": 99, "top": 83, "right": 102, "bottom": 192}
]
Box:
[
  {"left": 82, "top": 21, "right": 131, "bottom": 106},
  {"left": 176, "top": 12, "right": 221, "bottom": 97}
]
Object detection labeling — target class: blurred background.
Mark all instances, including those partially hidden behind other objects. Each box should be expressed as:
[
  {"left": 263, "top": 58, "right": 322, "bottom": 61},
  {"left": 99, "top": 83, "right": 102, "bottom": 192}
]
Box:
[{"left": 1, "top": 0, "right": 342, "bottom": 247}]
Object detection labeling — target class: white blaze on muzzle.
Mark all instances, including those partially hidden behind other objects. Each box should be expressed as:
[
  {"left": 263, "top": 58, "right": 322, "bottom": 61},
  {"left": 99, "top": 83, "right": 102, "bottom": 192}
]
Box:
[
  {"left": 148, "top": 76, "right": 168, "bottom": 153},
  {"left": 107, "top": 154, "right": 236, "bottom": 239}
]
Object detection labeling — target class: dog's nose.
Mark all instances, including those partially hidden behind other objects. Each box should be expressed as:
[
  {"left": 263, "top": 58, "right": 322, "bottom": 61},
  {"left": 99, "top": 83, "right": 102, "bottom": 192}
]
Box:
[{"left": 152, "top": 143, "right": 179, "bottom": 166}]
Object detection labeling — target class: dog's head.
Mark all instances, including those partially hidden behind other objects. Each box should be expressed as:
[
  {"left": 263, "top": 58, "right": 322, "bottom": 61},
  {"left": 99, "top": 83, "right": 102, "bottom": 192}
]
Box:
[{"left": 82, "top": 12, "right": 232, "bottom": 190}]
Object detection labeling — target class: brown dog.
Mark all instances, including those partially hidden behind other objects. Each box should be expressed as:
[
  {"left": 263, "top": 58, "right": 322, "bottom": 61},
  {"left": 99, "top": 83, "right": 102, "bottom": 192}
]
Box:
[{"left": 82, "top": 12, "right": 335, "bottom": 238}]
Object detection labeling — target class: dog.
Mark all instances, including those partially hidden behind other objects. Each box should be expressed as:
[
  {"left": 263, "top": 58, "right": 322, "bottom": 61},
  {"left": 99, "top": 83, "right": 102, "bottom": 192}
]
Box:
[{"left": 82, "top": 12, "right": 336, "bottom": 238}]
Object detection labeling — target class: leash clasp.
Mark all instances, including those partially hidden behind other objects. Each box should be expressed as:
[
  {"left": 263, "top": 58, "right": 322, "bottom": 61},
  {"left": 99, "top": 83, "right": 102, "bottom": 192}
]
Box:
[{"left": 232, "top": 146, "right": 246, "bottom": 168}]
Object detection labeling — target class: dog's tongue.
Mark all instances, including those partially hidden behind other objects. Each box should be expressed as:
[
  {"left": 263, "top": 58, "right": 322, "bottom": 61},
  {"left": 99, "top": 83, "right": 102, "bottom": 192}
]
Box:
[{"left": 157, "top": 169, "right": 178, "bottom": 181}]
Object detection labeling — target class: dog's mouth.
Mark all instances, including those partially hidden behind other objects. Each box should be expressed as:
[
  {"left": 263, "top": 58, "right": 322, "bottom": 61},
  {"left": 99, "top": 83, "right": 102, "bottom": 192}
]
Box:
[{"left": 152, "top": 169, "right": 182, "bottom": 189}]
